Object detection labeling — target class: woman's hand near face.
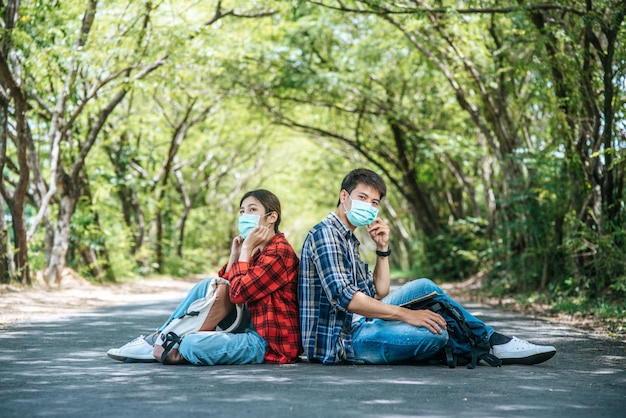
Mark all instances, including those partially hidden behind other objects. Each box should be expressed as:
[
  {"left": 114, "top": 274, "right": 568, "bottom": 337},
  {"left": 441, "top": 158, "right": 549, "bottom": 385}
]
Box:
[
  {"left": 224, "top": 235, "right": 244, "bottom": 273},
  {"left": 239, "top": 225, "right": 273, "bottom": 261},
  {"left": 224, "top": 235, "right": 243, "bottom": 272},
  {"left": 230, "top": 235, "right": 243, "bottom": 259}
]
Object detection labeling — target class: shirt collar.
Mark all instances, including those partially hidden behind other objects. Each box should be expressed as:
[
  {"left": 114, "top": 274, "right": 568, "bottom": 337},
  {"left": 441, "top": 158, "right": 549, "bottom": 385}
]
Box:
[
  {"left": 326, "top": 212, "right": 359, "bottom": 244},
  {"left": 267, "top": 232, "right": 283, "bottom": 246}
]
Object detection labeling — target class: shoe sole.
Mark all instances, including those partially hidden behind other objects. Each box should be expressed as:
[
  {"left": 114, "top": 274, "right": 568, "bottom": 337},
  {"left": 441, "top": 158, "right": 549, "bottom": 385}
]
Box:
[
  {"left": 501, "top": 350, "right": 556, "bottom": 365},
  {"left": 107, "top": 352, "right": 156, "bottom": 363}
]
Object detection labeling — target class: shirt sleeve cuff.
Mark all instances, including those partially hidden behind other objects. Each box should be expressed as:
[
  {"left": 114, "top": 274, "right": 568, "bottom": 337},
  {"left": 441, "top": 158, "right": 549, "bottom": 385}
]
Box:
[
  {"left": 335, "top": 284, "right": 359, "bottom": 312},
  {"left": 226, "top": 261, "right": 249, "bottom": 280},
  {"left": 217, "top": 264, "right": 228, "bottom": 279}
]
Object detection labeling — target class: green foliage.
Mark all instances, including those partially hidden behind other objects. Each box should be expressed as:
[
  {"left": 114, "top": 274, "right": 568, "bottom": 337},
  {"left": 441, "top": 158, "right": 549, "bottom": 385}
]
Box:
[
  {"left": 559, "top": 212, "right": 626, "bottom": 299},
  {"left": 0, "top": 0, "right": 623, "bottom": 328},
  {"left": 548, "top": 292, "right": 626, "bottom": 337},
  {"left": 422, "top": 218, "right": 489, "bottom": 281},
  {"left": 501, "top": 287, "right": 626, "bottom": 337}
]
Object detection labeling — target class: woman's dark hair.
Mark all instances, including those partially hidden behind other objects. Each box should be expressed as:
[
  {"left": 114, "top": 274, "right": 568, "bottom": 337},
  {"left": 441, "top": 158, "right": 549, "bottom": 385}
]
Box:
[
  {"left": 240, "top": 189, "right": 281, "bottom": 233},
  {"left": 337, "top": 168, "right": 387, "bottom": 206}
]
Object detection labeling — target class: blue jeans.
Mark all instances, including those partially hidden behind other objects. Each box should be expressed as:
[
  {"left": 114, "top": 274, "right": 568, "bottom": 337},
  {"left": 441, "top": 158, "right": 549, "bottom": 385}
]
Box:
[
  {"left": 351, "top": 278, "right": 494, "bottom": 365},
  {"left": 179, "top": 330, "right": 267, "bottom": 365},
  {"left": 155, "top": 278, "right": 264, "bottom": 366}
]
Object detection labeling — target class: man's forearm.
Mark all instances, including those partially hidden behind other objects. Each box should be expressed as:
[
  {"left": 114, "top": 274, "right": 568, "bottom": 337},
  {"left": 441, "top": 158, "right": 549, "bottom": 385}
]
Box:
[
  {"left": 347, "top": 289, "right": 447, "bottom": 334},
  {"left": 347, "top": 290, "right": 405, "bottom": 320},
  {"left": 372, "top": 255, "right": 391, "bottom": 299}
]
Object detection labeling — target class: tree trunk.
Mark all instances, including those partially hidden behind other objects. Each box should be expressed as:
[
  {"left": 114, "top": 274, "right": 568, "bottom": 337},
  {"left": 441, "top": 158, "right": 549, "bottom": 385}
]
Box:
[
  {"left": 0, "top": 79, "right": 10, "bottom": 283},
  {"left": 174, "top": 166, "right": 192, "bottom": 258},
  {"left": 176, "top": 205, "right": 191, "bottom": 259},
  {"left": 79, "top": 246, "right": 107, "bottom": 284},
  {"left": 0, "top": 196, "right": 9, "bottom": 283},
  {"left": 0, "top": 55, "right": 31, "bottom": 285},
  {"left": 466, "top": 126, "right": 496, "bottom": 241},
  {"left": 384, "top": 203, "right": 414, "bottom": 271},
  {"left": 77, "top": 177, "right": 116, "bottom": 282},
  {"left": 389, "top": 121, "right": 440, "bottom": 237},
  {"left": 155, "top": 205, "right": 164, "bottom": 274},
  {"left": 128, "top": 189, "right": 148, "bottom": 269},
  {"left": 43, "top": 59, "right": 162, "bottom": 283},
  {"left": 45, "top": 170, "right": 80, "bottom": 285},
  {"left": 6, "top": 198, "right": 28, "bottom": 284},
  {"left": 107, "top": 132, "right": 147, "bottom": 256},
  {"left": 25, "top": 125, "right": 56, "bottom": 264},
  {"left": 149, "top": 99, "right": 211, "bottom": 269}
]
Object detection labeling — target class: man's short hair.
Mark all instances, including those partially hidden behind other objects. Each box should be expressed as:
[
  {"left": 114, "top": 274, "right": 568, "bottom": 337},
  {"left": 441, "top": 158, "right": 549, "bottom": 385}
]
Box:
[{"left": 337, "top": 168, "right": 387, "bottom": 206}]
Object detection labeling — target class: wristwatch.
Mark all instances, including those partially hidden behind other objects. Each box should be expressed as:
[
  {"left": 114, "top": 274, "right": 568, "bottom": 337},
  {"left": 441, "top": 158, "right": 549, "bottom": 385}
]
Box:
[{"left": 375, "top": 247, "right": 391, "bottom": 257}]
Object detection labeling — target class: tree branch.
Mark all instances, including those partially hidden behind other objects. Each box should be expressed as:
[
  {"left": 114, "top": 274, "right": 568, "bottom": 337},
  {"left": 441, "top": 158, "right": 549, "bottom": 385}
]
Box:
[
  {"left": 204, "top": 0, "right": 277, "bottom": 26},
  {"left": 306, "top": 0, "right": 584, "bottom": 16}
]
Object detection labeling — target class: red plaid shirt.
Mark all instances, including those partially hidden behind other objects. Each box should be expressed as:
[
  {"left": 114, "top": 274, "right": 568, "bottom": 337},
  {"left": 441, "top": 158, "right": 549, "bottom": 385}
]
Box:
[{"left": 218, "top": 233, "right": 301, "bottom": 364}]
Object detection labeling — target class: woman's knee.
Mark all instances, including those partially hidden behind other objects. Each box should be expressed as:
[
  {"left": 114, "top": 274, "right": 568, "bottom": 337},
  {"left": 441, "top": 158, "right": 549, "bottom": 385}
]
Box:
[
  {"left": 199, "top": 284, "right": 234, "bottom": 331},
  {"left": 214, "top": 283, "right": 231, "bottom": 300}
]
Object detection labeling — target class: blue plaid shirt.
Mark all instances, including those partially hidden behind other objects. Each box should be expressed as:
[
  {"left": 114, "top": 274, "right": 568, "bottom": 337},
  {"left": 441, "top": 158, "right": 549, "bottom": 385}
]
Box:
[{"left": 299, "top": 212, "right": 376, "bottom": 364}]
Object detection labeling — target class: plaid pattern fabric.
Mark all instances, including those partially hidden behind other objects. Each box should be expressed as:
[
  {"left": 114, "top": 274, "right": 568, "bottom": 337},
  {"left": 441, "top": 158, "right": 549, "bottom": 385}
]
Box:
[
  {"left": 299, "top": 212, "right": 376, "bottom": 364},
  {"left": 219, "top": 233, "right": 301, "bottom": 364}
]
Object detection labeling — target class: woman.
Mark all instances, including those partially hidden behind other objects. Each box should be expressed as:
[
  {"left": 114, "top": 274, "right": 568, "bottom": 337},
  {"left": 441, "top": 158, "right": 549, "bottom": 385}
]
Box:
[{"left": 107, "top": 189, "right": 301, "bottom": 365}]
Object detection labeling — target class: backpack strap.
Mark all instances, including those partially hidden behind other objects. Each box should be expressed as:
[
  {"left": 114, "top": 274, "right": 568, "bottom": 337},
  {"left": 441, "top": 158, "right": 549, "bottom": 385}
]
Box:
[
  {"left": 443, "top": 343, "right": 456, "bottom": 368},
  {"left": 403, "top": 296, "right": 503, "bottom": 369},
  {"left": 422, "top": 299, "right": 502, "bottom": 369},
  {"left": 158, "top": 332, "right": 182, "bottom": 363},
  {"left": 470, "top": 338, "right": 503, "bottom": 368},
  {"left": 480, "top": 353, "right": 503, "bottom": 367},
  {"left": 424, "top": 302, "right": 457, "bottom": 368}
]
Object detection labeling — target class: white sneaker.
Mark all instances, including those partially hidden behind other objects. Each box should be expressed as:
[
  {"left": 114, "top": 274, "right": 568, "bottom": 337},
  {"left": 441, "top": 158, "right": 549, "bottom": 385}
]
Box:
[
  {"left": 491, "top": 336, "right": 556, "bottom": 365},
  {"left": 107, "top": 335, "right": 156, "bottom": 362}
]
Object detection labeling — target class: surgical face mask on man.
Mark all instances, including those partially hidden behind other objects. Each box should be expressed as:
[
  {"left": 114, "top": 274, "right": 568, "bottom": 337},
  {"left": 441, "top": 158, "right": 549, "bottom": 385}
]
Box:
[
  {"left": 238, "top": 212, "right": 271, "bottom": 239},
  {"left": 344, "top": 194, "right": 378, "bottom": 227}
]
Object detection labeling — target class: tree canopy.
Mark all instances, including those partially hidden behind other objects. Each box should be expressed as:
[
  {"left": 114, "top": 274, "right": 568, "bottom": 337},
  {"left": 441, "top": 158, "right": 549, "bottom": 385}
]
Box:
[{"left": 1, "top": 0, "right": 624, "bottom": 323}]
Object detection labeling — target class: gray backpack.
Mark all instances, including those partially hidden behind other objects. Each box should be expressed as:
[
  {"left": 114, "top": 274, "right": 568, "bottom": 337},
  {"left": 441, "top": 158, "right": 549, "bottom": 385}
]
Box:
[{"left": 153, "top": 277, "right": 247, "bottom": 362}]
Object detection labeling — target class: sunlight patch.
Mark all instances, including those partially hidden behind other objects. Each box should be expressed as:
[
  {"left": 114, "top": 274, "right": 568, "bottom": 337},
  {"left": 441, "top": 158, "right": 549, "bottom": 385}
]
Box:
[{"left": 362, "top": 399, "right": 404, "bottom": 405}]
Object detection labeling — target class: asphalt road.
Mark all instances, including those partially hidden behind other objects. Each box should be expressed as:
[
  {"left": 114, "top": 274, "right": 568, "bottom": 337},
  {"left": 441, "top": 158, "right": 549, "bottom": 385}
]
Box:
[{"left": 1, "top": 295, "right": 624, "bottom": 417}]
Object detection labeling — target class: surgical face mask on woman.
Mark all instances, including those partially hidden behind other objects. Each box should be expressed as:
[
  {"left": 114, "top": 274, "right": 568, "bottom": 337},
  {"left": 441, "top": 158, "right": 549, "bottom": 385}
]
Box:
[
  {"left": 238, "top": 212, "right": 271, "bottom": 239},
  {"left": 344, "top": 195, "right": 378, "bottom": 227}
]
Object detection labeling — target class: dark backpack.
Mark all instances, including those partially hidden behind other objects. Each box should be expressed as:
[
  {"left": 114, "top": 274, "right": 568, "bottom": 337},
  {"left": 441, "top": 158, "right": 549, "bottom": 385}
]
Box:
[{"left": 401, "top": 292, "right": 502, "bottom": 369}]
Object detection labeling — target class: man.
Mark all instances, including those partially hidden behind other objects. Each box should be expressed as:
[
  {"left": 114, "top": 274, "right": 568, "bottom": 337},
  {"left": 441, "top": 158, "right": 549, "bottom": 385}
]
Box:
[{"left": 299, "top": 168, "right": 556, "bottom": 365}]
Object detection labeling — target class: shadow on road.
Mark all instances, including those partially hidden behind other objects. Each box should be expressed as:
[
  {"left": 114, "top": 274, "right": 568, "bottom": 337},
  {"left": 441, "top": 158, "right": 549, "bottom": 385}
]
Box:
[{"left": 1, "top": 298, "right": 624, "bottom": 417}]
